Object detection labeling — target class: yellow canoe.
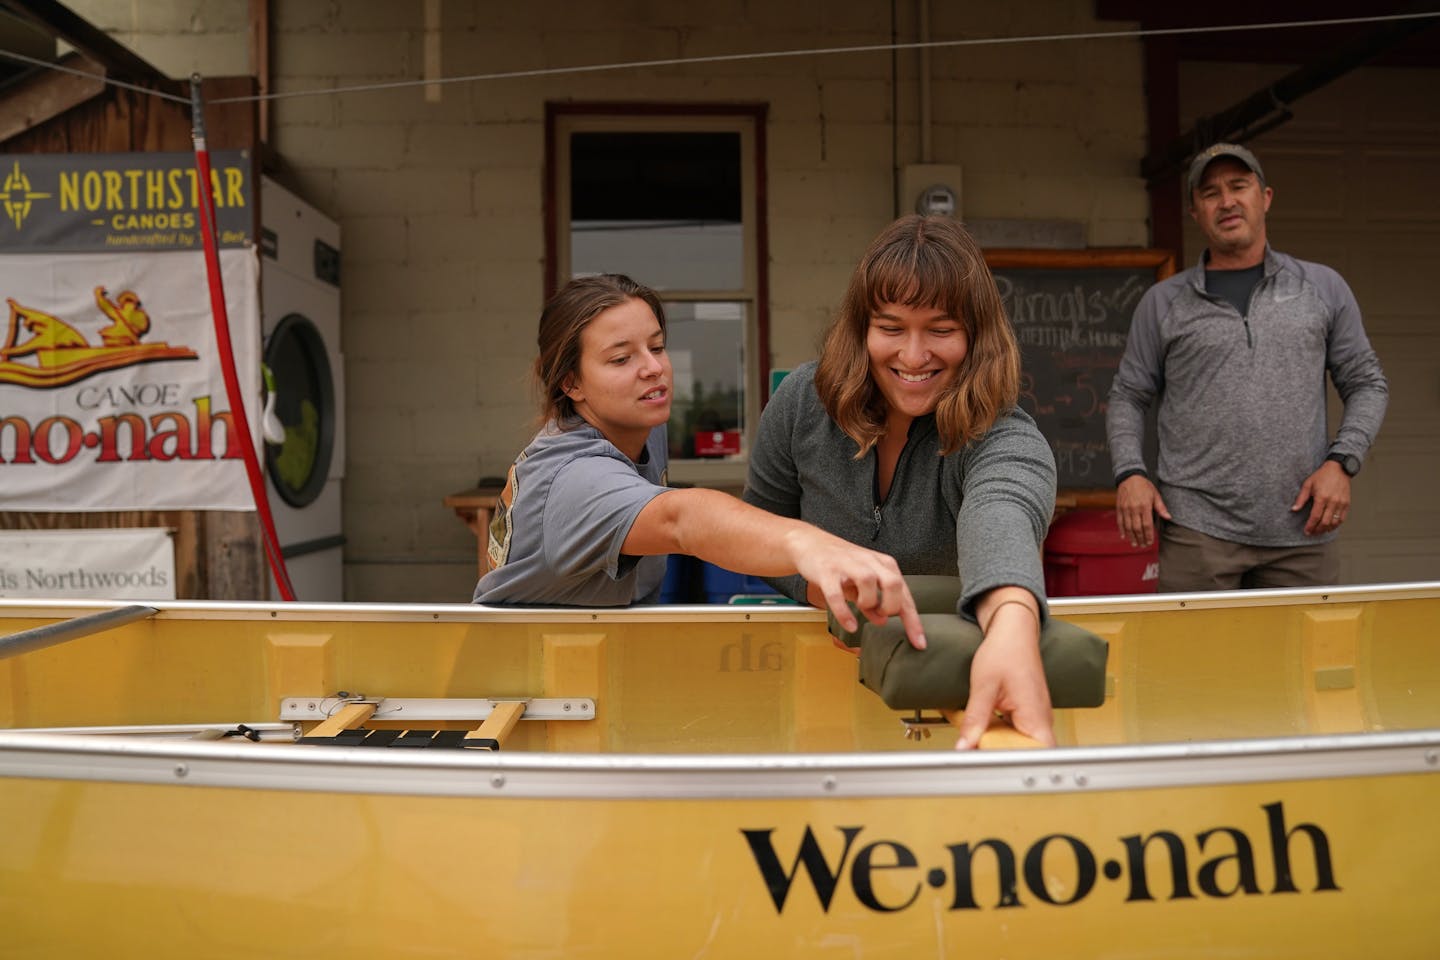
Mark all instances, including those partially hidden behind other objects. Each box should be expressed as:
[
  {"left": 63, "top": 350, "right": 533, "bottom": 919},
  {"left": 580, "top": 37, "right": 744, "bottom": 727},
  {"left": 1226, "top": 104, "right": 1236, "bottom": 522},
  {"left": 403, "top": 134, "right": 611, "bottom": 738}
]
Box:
[{"left": 2, "top": 584, "right": 1438, "bottom": 957}]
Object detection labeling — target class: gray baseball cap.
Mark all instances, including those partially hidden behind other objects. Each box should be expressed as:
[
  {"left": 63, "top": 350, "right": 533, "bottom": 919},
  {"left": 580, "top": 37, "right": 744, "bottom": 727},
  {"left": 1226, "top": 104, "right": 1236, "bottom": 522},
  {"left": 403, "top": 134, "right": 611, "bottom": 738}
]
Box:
[{"left": 1186, "top": 142, "right": 1266, "bottom": 194}]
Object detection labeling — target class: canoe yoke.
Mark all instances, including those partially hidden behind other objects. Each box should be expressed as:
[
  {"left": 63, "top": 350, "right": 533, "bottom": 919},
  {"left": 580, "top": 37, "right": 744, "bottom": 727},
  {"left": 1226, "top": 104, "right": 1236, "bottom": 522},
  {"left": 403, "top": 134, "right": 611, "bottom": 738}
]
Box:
[
  {"left": 898, "top": 709, "right": 1049, "bottom": 750},
  {"left": 283, "top": 696, "right": 593, "bottom": 751}
]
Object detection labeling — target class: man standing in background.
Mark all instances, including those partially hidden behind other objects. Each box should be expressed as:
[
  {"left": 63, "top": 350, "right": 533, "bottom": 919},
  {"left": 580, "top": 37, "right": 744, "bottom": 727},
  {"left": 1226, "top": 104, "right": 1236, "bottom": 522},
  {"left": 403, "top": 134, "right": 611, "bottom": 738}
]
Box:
[{"left": 1106, "top": 142, "right": 1388, "bottom": 591}]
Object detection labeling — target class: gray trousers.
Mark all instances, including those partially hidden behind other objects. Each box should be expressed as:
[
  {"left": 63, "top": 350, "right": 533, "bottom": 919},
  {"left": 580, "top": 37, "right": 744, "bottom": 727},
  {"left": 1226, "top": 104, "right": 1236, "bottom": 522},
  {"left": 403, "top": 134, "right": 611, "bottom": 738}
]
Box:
[{"left": 1158, "top": 523, "right": 1339, "bottom": 592}]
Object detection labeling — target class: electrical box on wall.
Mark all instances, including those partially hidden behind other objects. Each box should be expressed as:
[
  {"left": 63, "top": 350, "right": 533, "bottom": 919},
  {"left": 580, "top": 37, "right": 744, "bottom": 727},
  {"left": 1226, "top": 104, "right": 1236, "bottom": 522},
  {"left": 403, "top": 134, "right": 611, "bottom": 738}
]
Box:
[{"left": 900, "top": 163, "right": 964, "bottom": 218}]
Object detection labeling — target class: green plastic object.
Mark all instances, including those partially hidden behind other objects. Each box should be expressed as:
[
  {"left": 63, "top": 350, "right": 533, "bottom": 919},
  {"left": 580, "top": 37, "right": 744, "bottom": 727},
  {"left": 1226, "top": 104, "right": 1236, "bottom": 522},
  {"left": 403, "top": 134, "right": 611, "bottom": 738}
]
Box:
[
  {"left": 727, "top": 594, "right": 800, "bottom": 606},
  {"left": 827, "top": 576, "right": 1108, "bottom": 710}
]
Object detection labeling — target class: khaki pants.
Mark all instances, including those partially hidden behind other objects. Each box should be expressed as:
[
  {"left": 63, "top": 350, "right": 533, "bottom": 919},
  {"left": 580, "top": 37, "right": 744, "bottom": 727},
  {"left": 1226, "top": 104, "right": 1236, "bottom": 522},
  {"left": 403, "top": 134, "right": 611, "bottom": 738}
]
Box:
[{"left": 1158, "top": 523, "right": 1339, "bottom": 592}]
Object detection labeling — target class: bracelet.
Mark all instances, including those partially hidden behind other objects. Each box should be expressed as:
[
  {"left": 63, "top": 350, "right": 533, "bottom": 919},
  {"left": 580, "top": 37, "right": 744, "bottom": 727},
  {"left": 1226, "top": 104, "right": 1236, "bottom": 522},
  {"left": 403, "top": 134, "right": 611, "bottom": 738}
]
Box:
[{"left": 981, "top": 598, "right": 1040, "bottom": 636}]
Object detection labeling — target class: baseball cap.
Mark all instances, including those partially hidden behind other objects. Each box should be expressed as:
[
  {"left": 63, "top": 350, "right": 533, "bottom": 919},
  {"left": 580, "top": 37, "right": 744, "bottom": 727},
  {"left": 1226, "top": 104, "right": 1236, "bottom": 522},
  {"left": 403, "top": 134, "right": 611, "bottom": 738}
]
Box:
[{"left": 1186, "top": 142, "right": 1265, "bottom": 194}]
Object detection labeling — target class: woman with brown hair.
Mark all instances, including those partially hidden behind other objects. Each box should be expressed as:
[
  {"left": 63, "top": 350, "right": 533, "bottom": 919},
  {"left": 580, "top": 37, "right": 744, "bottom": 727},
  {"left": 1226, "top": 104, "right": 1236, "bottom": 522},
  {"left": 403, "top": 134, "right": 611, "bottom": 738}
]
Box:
[
  {"left": 744, "top": 215, "right": 1058, "bottom": 747},
  {"left": 473, "top": 273, "right": 923, "bottom": 643}
]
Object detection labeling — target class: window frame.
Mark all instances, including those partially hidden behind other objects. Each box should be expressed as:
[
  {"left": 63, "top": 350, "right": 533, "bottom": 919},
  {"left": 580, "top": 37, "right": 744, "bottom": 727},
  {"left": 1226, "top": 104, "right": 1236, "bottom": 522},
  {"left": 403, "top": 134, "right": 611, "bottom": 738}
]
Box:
[{"left": 544, "top": 102, "right": 770, "bottom": 486}]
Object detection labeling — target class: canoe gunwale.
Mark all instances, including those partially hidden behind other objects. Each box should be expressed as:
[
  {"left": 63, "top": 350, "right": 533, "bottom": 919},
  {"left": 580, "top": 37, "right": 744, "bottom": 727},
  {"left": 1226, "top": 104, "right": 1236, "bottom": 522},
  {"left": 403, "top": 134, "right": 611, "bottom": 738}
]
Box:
[
  {"left": 2, "top": 728, "right": 1437, "bottom": 800},
  {"left": 1, "top": 579, "right": 1438, "bottom": 625}
]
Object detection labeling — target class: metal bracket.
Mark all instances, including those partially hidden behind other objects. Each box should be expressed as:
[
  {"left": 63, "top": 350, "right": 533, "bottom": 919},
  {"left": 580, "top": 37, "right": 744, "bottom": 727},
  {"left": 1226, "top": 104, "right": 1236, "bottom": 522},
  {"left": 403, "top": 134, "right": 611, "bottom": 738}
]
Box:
[
  {"left": 900, "top": 709, "right": 951, "bottom": 741},
  {"left": 279, "top": 697, "right": 594, "bottom": 723}
]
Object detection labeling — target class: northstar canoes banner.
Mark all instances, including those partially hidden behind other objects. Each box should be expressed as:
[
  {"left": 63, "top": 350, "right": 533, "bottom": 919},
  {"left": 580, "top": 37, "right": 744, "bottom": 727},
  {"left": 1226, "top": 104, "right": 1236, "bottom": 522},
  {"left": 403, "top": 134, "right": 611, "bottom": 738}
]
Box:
[{"left": 0, "top": 151, "right": 259, "bottom": 511}]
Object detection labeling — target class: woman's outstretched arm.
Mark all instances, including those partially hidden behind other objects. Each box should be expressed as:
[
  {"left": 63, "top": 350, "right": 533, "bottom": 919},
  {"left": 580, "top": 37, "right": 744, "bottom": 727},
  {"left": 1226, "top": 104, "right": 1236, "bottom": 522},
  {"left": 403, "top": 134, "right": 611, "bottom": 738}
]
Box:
[{"left": 624, "top": 488, "right": 926, "bottom": 647}]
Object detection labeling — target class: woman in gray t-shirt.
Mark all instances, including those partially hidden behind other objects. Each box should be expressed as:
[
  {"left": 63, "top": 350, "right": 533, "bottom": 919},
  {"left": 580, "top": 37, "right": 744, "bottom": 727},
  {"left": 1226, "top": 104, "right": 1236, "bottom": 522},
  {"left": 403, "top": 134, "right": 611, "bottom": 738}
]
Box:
[{"left": 473, "top": 274, "right": 924, "bottom": 645}]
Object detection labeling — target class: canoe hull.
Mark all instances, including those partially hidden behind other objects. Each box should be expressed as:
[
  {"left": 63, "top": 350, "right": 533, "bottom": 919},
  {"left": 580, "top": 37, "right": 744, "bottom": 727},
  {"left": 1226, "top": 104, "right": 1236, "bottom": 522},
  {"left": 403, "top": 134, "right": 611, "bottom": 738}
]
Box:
[
  {"left": 3, "top": 585, "right": 1439, "bottom": 956},
  {"left": 2, "top": 733, "right": 1437, "bottom": 957}
]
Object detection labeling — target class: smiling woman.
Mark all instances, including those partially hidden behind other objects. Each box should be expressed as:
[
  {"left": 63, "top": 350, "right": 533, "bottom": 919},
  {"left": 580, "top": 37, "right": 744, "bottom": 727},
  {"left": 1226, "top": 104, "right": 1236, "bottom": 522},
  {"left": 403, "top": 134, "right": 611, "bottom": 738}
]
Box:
[
  {"left": 744, "top": 215, "right": 1061, "bottom": 749},
  {"left": 471, "top": 274, "right": 926, "bottom": 646}
]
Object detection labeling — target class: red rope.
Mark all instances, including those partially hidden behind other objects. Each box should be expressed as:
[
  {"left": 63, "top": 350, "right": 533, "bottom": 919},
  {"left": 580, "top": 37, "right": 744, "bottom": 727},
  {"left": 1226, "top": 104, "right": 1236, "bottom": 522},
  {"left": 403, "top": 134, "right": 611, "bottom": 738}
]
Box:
[{"left": 191, "top": 78, "right": 295, "bottom": 600}]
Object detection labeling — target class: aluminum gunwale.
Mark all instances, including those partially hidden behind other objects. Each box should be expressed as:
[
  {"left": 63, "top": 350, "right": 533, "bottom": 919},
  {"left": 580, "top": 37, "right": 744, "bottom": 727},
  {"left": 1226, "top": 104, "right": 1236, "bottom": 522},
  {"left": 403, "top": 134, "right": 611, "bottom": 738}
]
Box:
[
  {"left": 0, "top": 580, "right": 1436, "bottom": 625},
  {"left": 1, "top": 729, "right": 1436, "bottom": 800}
]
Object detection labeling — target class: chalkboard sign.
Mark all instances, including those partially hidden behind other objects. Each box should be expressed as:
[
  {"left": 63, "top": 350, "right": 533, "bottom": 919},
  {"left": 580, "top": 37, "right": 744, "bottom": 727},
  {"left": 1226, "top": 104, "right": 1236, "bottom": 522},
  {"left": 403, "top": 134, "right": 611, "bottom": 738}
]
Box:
[{"left": 985, "top": 249, "right": 1175, "bottom": 492}]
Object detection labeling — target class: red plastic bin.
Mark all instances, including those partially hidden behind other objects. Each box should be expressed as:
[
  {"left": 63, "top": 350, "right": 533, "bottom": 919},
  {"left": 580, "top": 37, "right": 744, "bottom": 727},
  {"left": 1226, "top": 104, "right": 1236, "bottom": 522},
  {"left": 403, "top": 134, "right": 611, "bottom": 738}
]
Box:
[{"left": 1043, "top": 508, "right": 1158, "bottom": 598}]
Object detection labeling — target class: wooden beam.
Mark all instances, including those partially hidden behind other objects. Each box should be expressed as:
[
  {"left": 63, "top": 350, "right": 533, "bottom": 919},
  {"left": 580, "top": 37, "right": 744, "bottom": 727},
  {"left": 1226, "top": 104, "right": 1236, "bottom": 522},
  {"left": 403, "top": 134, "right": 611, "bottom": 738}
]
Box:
[
  {"left": 305, "top": 701, "right": 376, "bottom": 739},
  {"left": 464, "top": 701, "right": 527, "bottom": 749},
  {"left": 248, "top": 0, "right": 270, "bottom": 147},
  {"left": 0, "top": 0, "right": 166, "bottom": 81},
  {"left": 0, "top": 52, "right": 103, "bottom": 143}
]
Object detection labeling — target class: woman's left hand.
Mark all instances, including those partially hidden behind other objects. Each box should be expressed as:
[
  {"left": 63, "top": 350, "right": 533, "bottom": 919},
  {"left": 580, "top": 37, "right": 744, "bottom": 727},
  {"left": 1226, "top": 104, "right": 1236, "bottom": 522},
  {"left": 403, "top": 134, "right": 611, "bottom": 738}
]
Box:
[{"left": 954, "top": 589, "right": 1055, "bottom": 749}]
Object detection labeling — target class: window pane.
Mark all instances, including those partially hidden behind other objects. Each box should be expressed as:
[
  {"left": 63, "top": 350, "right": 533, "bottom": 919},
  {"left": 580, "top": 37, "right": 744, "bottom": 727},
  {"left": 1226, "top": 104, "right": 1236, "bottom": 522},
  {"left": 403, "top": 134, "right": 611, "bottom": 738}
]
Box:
[
  {"left": 570, "top": 132, "right": 743, "bottom": 291},
  {"left": 665, "top": 301, "right": 745, "bottom": 460}
]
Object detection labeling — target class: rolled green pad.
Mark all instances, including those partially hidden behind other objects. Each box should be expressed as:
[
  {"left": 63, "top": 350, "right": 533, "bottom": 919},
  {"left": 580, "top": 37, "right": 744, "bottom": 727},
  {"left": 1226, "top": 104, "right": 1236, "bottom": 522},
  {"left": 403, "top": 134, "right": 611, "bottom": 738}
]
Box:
[{"left": 826, "top": 576, "right": 1108, "bottom": 710}]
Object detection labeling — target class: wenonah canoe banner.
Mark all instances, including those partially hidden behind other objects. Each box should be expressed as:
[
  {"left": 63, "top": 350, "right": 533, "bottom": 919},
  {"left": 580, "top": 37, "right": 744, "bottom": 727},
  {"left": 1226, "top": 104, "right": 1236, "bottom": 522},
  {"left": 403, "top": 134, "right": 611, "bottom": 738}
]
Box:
[{"left": 0, "top": 152, "right": 259, "bottom": 511}]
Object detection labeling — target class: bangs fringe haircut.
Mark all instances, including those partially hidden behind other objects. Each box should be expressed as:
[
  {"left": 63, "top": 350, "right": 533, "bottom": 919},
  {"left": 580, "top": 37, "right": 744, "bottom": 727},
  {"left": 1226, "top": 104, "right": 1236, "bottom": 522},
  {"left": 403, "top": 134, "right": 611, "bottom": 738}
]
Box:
[{"left": 816, "top": 215, "right": 1019, "bottom": 457}]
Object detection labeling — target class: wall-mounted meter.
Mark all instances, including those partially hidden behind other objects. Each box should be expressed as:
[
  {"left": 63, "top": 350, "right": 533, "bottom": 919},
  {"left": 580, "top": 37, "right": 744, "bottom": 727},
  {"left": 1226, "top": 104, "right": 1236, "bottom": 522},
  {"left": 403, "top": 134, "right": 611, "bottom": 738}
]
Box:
[
  {"left": 916, "top": 183, "right": 957, "bottom": 217},
  {"left": 900, "top": 164, "right": 963, "bottom": 219}
]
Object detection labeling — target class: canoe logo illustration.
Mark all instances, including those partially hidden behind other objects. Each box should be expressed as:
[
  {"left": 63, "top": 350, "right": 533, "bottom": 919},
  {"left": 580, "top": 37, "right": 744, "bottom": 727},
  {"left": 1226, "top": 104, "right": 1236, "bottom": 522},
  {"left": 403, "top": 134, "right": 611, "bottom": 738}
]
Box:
[
  {"left": 1, "top": 286, "right": 198, "bottom": 388},
  {"left": 1, "top": 160, "right": 51, "bottom": 231}
]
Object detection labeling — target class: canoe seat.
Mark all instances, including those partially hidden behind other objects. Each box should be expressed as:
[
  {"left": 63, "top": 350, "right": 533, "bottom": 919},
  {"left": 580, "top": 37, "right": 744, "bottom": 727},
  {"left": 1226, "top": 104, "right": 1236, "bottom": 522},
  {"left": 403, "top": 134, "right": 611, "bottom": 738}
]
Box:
[{"left": 293, "top": 699, "right": 529, "bottom": 750}]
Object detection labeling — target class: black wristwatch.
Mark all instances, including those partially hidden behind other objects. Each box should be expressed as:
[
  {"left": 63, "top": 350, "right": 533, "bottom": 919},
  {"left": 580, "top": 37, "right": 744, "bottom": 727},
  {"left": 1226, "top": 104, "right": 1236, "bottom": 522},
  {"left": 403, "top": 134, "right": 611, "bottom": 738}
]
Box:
[{"left": 1326, "top": 452, "right": 1361, "bottom": 477}]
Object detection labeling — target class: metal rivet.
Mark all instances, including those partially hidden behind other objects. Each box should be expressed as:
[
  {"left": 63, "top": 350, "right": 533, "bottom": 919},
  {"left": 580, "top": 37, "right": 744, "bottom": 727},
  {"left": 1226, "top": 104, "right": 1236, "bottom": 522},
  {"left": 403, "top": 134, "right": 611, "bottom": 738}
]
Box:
[
  {"left": 822, "top": 775, "right": 837, "bottom": 791},
  {"left": 1426, "top": 751, "right": 1437, "bottom": 766},
  {"left": 174, "top": 763, "right": 189, "bottom": 778},
  {"left": 1023, "top": 776, "right": 1036, "bottom": 788},
  {"left": 1075, "top": 774, "right": 1089, "bottom": 787},
  {"left": 491, "top": 774, "right": 506, "bottom": 788},
  {"left": 563, "top": 703, "right": 572, "bottom": 712},
  {"left": 308, "top": 702, "right": 316, "bottom": 710},
  {"left": 1049, "top": 773, "right": 1063, "bottom": 785}
]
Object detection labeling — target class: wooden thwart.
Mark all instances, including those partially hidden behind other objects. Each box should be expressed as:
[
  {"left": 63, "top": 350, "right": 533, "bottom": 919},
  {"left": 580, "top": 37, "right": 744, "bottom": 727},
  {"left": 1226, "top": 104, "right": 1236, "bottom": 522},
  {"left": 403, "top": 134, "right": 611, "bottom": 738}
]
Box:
[
  {"left": 463, "top": 701, "right": 527, "bottom": 751},
  {"left": 304, "top": 702, "right": 376, "bottom": 739},
  {"left": 942, "top": 710, "right": 1045, "bottom": 750},
  {"left": 294, "top": 698, "right": 533, "bottom": 751}
]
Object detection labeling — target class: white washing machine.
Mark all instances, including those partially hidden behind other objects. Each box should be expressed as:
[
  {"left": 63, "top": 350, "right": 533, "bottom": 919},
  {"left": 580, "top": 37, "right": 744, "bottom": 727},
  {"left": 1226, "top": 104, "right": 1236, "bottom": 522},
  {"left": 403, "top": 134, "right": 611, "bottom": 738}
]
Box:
[{"left": 260, "top": 177, "right": 345, "bottom": 600}]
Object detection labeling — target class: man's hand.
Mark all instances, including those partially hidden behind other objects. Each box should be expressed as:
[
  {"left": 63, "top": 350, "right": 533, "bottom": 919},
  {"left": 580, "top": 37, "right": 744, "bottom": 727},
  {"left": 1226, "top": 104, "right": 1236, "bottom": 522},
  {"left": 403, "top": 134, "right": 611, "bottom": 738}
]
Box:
[
  {"left": 789, "top": 528, "right": 926, "bottom": 650},
  {"left": 1115, "top": 474, "right": 1171, "bottom": 547},
  {"left": 1293, "top": 460, "right": 1351, "bottom": 536}
]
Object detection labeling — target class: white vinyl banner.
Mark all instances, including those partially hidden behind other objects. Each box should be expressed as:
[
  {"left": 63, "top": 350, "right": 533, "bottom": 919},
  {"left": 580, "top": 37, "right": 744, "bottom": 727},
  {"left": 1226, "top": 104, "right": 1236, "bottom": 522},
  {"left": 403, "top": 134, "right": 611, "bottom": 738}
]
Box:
[
  {"left": 0, "top": 528, "right": 176, "bottom": 599},
  {"left": 0, "top": 248, "right": 260, "bottom": 510}
]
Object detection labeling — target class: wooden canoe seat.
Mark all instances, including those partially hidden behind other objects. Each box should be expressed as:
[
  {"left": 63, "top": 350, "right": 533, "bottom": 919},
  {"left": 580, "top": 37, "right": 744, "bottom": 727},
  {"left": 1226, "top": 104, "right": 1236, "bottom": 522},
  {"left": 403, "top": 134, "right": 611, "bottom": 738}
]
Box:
[{"left": 287, "top": 697, "right": 586, "bottom": 751}]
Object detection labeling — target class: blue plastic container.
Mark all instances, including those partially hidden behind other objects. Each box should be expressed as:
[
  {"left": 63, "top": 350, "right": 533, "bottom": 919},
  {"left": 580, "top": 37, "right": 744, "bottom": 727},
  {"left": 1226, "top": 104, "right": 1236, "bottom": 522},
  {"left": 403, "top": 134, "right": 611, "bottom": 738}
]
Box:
[
  {"left": 658, "top": 554, "right": 693, "bottom": 603},
  {"left": 700, "top": 562, "right": 781, "bottom": 604}
]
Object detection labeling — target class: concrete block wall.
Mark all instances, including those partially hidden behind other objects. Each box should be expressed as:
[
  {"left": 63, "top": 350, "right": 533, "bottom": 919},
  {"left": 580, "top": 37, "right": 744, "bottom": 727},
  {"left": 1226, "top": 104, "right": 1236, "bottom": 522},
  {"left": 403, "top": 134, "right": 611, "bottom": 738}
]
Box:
[{"left": 64, "top": 0, "right": 1149, "bottom": 602}]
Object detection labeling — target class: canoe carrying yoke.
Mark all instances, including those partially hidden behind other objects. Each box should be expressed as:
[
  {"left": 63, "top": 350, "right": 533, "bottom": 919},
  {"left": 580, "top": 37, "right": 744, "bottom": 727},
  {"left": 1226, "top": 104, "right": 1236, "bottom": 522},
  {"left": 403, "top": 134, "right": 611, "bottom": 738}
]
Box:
[{"left": 284, "top": 696, "right": 594, "bottom": 751}]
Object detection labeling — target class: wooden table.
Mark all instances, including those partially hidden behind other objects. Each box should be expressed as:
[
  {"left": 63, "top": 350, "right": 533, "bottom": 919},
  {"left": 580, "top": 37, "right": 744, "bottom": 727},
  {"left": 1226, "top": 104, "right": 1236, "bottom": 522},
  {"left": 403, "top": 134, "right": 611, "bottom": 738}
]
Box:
[{"left": 443, "top": 486, "right": 502, "bottom": 577}]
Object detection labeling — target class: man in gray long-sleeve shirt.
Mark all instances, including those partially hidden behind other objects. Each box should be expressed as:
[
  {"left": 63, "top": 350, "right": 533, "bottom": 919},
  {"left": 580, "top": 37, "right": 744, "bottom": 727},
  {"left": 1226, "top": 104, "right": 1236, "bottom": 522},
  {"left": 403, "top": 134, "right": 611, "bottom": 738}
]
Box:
[{"left": 1106, "top": 142, "right": 1388, "bottom": 591}]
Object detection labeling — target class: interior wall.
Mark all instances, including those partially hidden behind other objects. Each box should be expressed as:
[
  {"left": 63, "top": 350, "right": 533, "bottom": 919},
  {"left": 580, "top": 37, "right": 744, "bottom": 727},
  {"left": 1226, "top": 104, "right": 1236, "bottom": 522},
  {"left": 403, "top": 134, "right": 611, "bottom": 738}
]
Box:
[{"left": 60, "top": 0, "right": 1150, "bottom": 602}]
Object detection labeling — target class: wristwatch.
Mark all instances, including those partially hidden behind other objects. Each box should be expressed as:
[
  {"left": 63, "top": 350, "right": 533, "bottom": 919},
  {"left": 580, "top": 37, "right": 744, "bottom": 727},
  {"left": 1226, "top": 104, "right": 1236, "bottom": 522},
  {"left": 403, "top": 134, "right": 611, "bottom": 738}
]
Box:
[{"left": 1326, "top": 452, "right": 1361, "bottom": 477}]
